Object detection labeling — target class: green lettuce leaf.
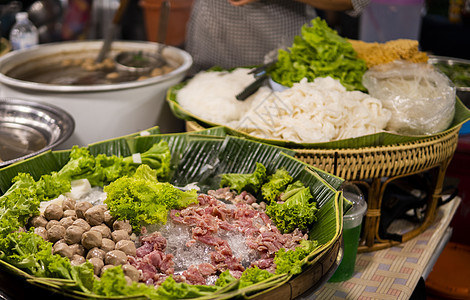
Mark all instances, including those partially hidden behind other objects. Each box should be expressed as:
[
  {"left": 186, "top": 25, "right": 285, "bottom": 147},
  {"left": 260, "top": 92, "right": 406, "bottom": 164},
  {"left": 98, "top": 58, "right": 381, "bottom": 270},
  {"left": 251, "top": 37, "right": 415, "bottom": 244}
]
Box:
[
  {"left": 220, "top": 162, "right": 267, "bottom": 194},
  {"left": 104, "top": 164, "right": 198, "bottom": 231},
  {"left": 269, "top": 17, "right": 367, "bottom": 91}
]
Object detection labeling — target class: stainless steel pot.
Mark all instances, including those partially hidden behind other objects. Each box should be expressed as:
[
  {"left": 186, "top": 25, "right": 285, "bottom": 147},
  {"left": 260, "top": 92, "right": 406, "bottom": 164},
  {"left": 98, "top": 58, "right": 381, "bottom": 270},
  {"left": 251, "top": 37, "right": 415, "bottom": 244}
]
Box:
[{"left": 0, "top": 40, "right": 192, "bottom": 149}]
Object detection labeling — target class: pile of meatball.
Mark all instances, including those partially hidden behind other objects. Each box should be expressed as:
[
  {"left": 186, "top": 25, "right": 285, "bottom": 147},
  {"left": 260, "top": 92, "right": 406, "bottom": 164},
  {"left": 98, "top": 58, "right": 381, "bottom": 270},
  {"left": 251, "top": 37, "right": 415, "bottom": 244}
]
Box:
[{"left": 28, "top": 198, "right": 140, "bottom": 283}]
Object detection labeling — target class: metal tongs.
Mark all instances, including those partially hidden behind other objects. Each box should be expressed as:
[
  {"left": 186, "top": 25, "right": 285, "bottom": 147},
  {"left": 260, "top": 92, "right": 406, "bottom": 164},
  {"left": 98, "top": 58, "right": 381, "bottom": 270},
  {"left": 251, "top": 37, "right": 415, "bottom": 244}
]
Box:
[{"left": 235, "top": 60, "right": 277, "bottom": 101}]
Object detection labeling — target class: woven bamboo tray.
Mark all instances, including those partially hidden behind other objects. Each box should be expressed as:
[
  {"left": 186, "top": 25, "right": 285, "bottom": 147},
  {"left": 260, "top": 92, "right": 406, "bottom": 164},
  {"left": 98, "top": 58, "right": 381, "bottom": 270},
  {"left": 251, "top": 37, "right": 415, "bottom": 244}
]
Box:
[{"left": 186, "top": 120, "right": 461, "bottom": 252}]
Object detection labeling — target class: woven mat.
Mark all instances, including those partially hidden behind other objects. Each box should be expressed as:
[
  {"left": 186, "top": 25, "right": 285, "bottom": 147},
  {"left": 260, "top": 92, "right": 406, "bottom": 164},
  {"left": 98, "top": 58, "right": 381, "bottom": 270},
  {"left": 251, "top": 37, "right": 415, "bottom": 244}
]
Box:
[{"left": 311, "top": 197, "right": 461, "bottom": 300}]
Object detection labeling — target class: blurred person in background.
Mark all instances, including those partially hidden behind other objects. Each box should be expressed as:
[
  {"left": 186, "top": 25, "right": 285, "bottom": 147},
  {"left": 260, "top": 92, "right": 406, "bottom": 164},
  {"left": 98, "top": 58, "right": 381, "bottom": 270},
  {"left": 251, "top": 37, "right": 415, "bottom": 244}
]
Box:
[{"left": 185, "top": 0, "right": 370, "bottom": 74}]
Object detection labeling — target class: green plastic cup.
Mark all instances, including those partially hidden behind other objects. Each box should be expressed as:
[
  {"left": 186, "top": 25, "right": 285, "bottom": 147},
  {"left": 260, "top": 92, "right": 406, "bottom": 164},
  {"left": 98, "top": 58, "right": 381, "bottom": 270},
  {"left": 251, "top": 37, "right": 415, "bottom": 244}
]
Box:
[{"left": 329, "top": 183, "right": 368, "bottom": 282}]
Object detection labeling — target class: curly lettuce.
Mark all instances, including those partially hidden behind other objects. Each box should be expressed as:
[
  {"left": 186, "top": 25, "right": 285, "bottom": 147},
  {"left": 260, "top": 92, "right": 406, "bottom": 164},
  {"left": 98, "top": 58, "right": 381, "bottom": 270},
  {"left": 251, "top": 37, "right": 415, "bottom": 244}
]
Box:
[
  {"left": 265, "top": 181, "right": 318, "bottom": 233},
  {"left": 220, "top": 162, "right": 267, "bottom": 194},
  {"left": 104, "top": 164, "right": 198, "bottom": 230},
  {"left": 268, "top": 17, "right": 367, "bottom": 91}
]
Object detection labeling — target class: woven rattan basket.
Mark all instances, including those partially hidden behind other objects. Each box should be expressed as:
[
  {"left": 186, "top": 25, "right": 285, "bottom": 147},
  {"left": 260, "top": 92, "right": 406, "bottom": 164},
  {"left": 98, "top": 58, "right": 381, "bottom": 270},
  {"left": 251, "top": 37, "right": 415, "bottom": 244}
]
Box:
[{"left": 186, "top": 120, "right": 461, "bottom": 252}]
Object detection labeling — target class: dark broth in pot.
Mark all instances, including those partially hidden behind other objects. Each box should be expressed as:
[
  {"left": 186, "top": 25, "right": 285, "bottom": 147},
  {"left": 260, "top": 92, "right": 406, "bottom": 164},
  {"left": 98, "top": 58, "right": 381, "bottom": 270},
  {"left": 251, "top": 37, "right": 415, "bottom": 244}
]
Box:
[{"left": 7, "top": 56, "right": 178, "bottom": 86}]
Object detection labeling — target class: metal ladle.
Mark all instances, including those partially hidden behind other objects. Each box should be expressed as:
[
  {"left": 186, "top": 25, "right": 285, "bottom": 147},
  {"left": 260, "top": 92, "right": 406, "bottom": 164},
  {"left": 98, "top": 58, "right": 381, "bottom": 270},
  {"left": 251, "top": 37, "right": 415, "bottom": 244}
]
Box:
[
  {"left": 114, "top": 0, "right": 170, "bottom": 74},
  {"left": 96, "top": 0, "right": 130, "bottom": 63}
]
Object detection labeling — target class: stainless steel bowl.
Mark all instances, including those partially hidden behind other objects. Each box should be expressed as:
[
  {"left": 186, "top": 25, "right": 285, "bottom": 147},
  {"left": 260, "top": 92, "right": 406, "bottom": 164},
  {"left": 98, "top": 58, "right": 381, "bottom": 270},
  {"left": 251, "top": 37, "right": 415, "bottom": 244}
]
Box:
[
  {"left": 0, "top": 98, "right": 74, "bottom": 167},
  {"left": 428, "top": 55, "right": 470, "bottom": 106}
]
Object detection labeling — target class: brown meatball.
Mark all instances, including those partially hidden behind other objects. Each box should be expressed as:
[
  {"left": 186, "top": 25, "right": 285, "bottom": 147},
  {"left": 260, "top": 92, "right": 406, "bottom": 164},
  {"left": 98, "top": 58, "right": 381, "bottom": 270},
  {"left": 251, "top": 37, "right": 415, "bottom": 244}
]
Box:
[
  {"left": 122, "top": 264, "right": 140, "bottom": 282},
  {"left": 88, "top": 257, "right": 104, "bottom": 276},
  {"left": 64, "top": 225, "right": 86, "bottom": 245},
  {"left": 100, "top": 264, "right": 115, "bottom": 276},
  {"left": 104, "top": 211, "right": 115, "bottom": 227},
  {"left": 29, "top": 215, "right": 48, "bottom": 228},
  {"left": 86, "top": 247, "right": 106, "bottom": 260},
  {"left": 53, "top": 243, "right": 73, "bottom": 259},
  {"left": 47, "top": 224, "right": 66, "bottom": 243},
  {"left": 69, "top": 243, "right": 85, "bottom": 256},
  {"left": 81, "top": 231, "right": 102, "bottom": 250},
  {"left": 59, "top": 216, "right": 75, "bottom": 229},
  {"left": 113, "top": 220, "right": 133, "bottom": 235},
  {"left": 85, "top": 205, "right": 106, "bottom": 226},
  {"left": 115, "top": 240, "right": 136, "bottom": 256},
  {"left": 62, "top": 198, "right": 76, "bottom": 211},
  {"left": 72, "top": 218, "right": 91, "bottom": 232},
  {"left": 100, "top": 238, "right": 115, "bottom": 252},
  {"left": 75, "top": 201, "right": 93, "bottom": 219},
  {"left": 105, "top": 250, "right": 128, "bottom": 266},
  {"left": 63, "top": 210, "right": 77, "bottom": 220},
  {"left": 34, "top": 227, "right": 48, "bottom": 240},
  {"left": 111, "top": 230, "right": 130, "bottom": 243},
  {"left": 70, "top": 255, "right": 86, "bottom": 266},
  {"left": 124, "top": 276, "right": 133, "bottom": 286},
  {"left": 90, "top": 225, "right": 111, "bottom": 239},
  {"left": 45, "top": 220, "right": 60, "bottom": 230},
  {"left": 44, "top": 203, "right": 63, "bottom": 221}
]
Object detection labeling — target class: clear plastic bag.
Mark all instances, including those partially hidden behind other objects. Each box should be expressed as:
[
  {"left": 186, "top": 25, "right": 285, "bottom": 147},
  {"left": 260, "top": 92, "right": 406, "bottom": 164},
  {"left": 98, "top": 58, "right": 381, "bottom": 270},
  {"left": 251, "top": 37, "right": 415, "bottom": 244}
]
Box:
[{"left": 363, "top": 61, "right": 456, "bottom": 135}]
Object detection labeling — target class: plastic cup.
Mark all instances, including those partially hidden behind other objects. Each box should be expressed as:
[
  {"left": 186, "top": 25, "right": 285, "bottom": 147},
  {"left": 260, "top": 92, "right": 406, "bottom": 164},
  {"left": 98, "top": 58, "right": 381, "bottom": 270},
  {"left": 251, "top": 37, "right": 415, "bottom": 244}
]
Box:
[{"left": 329, "top": 183, "right": 368, "bottom": 282}]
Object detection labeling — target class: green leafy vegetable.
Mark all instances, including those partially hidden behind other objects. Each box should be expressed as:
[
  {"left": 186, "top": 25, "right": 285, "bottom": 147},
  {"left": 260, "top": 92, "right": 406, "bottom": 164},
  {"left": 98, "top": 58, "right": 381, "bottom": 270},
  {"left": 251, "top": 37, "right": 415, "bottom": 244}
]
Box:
[
  {"left": 156, "top": 276, "right": 220, "bottom": 299},
  {"left": 61, "top": 140, "right": 172, "bottom": 187},
  {"left": 123, "top": 140, "right": 172, "bottom": 181},
  {"left": 274, "top": 239, "right": 319, "bottom": 275},
  {"left": 215, "top": 270, "right": 238, "bottom": 287},
  {"left": 239, "top": 266, "right": 275, "bottom": 289},
  {"left": 220, "top": 162, "right": 267, "bottom": 194},
  {"left": 0, "top": 172, "right": 70, "bottom": 238},
  {"left": 268, "top": 17, "right": 367, "bottom": 91},
  {"left": 265, "top": 181, "right": 318, "bottom": 233},
  {"left": 93, "top": 266, "right": 158, "bottom": 297},
  {"left": 104, "top": 164, "right": 198, "bottom": 231},
  {"left": 0, "top": 230, "right": 95, "bottom": 292},
  {"left": 261, "top": 168, "right": 293, "bottom": 203}
]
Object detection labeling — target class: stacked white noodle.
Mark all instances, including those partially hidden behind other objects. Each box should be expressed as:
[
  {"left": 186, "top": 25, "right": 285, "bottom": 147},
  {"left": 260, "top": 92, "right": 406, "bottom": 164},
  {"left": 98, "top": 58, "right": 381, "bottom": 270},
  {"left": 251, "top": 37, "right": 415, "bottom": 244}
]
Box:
[
  {"left": 177, "top": 68, "right": 261, "bottom": 125},
  {"left": 235, "top": 77, "right": 392, "bottom": 143}
]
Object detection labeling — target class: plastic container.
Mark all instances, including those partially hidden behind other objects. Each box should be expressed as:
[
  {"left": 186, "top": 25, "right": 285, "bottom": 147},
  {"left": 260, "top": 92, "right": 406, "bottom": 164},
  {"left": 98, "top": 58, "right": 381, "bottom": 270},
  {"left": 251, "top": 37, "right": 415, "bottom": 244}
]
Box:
[
  {"left": 359, "top": 0, "right": 425, "bottom": 42},
  {"left": 139, "top": 0, "right": 193, "bottom": 46},
  {"left": 425, "top": 242, "right": 470, "bottom": 299},
  {"left": 329, "top": 183, "right": 368, "bottom": 282},
  {"left": 9, "top": 12, "right": 39, "bottom": 50}
]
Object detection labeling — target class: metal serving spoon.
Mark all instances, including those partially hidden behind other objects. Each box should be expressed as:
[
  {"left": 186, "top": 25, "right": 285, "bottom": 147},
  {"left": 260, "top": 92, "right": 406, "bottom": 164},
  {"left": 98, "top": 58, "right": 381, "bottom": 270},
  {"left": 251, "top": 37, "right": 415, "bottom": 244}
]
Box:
[{"left": 114, "top": 0, "right": 170, "bottom": 74}]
